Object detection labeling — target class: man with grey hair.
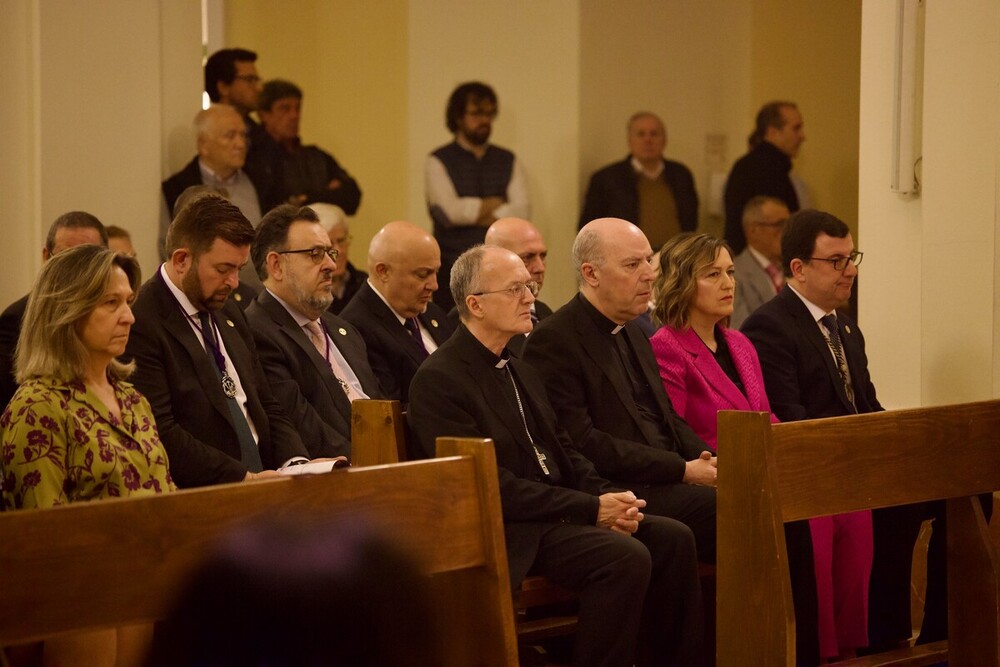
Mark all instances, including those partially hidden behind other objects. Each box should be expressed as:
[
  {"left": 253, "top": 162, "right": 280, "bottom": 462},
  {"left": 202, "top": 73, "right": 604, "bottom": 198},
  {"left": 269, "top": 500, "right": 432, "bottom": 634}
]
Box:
[
  {"left": 0, "top": 211, "right": 108, "bottom": 409},
  {"left": 161, "top": 104, "right": 263, "bottom": 260},
  {"left": 409, "top": 243, "right": 705, "bottom": 667},
  {"left": 730, "top": 195, "right": 790, "bottom": 327},
  {"left": 523, "top": 217, "right": 717, "bottom": 565},
  {"left": 580, "top": 112, "right": 698, "bottom": 249},
  {"left": 310, "top": 203, "right": 368, "bottom": 314},
  {"left": 245, "top": 204, "right": 384, "bottom": 461}
]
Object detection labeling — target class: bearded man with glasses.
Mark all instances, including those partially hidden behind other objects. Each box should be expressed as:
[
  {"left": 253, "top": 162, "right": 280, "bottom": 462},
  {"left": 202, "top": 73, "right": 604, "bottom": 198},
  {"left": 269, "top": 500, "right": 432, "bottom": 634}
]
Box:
[{"left": 245, "top": 205, "right": 385, "bottom": 462}]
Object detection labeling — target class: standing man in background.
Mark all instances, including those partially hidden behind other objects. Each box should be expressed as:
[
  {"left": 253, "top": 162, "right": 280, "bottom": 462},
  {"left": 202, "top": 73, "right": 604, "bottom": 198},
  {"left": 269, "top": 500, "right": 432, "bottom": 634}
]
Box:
[
  {"left": 204, "top": 48, "right": 262, "bottom": 135},
  {"left": 724, "top": 101, "right": 805, "bottom": 253},
  {"left": 580, "top": 112, "right": 698, "bottom": 249},
  {"left": 426, "top": 81, "right": 530, "bottom": 311}
]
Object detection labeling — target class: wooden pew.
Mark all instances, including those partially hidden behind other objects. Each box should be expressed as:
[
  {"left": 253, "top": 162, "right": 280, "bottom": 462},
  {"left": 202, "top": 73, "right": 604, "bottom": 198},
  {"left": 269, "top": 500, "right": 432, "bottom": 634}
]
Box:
[
  {"left": 0, "top": 437, "right": 518, "bottom": 667},
  {"left": 716, "top": 399, "right": 1000, "bottom": 667},
  {"left": 351, "top": 400, "right": 580, "bottom": 645}
]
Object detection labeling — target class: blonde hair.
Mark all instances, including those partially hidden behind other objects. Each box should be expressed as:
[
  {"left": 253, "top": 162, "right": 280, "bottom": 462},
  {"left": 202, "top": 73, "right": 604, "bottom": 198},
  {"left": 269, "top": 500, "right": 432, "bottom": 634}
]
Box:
[
  {"left": 652, "top": 233, "right": 732, "bottom": 329},
  {"left": 16, "top": 245, "right": 141, "bottom": 383}
]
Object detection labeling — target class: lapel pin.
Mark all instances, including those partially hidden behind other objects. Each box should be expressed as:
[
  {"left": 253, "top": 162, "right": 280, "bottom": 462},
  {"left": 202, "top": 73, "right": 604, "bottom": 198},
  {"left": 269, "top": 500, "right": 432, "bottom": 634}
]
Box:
[
  {"left": 430, "top": 319, "right": 439, "bottom": 328},
  {"left": 226, "top": 319, "right": 235, "bottom": 328},
  {"left": 338, "top": 327, "right": 347, "bottom": 336},
  {"left": 844, "top": 325, "right": 851, "bottom": 334},
  {"left": 233, "top": 293, "right": 242, "bottom": 302}
]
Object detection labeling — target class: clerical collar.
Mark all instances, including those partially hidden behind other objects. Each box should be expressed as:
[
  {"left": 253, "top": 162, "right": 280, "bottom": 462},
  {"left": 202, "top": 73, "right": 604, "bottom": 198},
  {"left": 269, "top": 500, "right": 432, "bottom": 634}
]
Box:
[
  {"left": 578, "top": 293, "right": 626, "bottom": 335},
  {"left": 459, "top": 325, "right": 511, "bottom": 369}
]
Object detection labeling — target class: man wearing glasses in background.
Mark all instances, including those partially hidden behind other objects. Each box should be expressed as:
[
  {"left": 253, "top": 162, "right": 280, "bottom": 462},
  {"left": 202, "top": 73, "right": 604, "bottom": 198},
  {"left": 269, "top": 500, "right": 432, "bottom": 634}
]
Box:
[
  {"left": 245, "top": 205, "right": 384, "bottom": 462},
  {"left": 425, "top": 81, "right": 530, "bottom": 312},
  {"left": 204, "top": 48, "right": 263, "bottom": 135},
  {"left": 730, "top": 196, "right": 791, "bottom": 328}
]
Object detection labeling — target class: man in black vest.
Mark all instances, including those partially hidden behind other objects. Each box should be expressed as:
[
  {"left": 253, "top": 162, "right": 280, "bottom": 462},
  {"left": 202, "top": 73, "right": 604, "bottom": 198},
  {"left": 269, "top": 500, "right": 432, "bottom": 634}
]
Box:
[{"left": 425, "top": 81, "right": 530, "bottom": 311}]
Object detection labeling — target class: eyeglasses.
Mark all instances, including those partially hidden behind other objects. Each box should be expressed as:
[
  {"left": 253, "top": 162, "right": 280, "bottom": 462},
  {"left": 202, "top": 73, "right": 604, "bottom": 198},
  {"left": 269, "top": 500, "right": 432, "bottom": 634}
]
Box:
[
  {"left": 330, "top": 234, "right": 353, "bottom": 246},
  {"left": 233, "top": 74, "right": 261, "bottom": 85},
  {"left": 465, "top": 108, "right": 497, "bottom": 120},
  {"left": 808, "top": 251, "right": 863, "bottom": 271},
  {"left": 471, "top": 281, "right": 539, "bottom": 299},
  {"left": 754, "top": 219, "right": 787, "bottom": 229},
  {"left": 278, "top": 246, "right": 340, "bottom": 263}
]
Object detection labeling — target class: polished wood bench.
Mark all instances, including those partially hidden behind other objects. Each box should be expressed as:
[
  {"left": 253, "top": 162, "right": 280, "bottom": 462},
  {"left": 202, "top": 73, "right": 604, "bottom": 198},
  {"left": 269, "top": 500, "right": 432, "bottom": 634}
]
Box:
[
  {"left": 716, "top": 399, "right": 1000, "bottom": 666},
  {"left": 0, "top": 436, "right": 518, "bottom": 667}
]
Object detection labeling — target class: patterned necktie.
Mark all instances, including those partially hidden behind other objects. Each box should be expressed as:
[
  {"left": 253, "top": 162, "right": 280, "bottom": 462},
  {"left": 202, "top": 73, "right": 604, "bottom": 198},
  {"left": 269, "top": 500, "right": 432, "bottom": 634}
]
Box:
[
  {"left": 303, "top": 320, "right": 357, "bottom": 401},
  {"left": 764, "top": 263, "right": 784, "bottom": 294},
  {"left": 404, "top": 317, "right": 428, "bottom": 356},
  {"left": 820, "top": 314, "right": 856, "bottom": 411}
]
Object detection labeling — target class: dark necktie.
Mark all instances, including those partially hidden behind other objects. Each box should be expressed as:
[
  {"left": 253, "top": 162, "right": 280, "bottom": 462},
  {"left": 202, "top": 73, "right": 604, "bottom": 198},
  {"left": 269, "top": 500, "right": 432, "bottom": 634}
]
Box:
[
  {"left": 820, "top": 314, "right": 856, "bottom": 411},
  {"left": 198, "top": 312, "right": 264, "bottom": 471},
  {"left": 404, "top": 317, "right": 428, "bottom": 356}
]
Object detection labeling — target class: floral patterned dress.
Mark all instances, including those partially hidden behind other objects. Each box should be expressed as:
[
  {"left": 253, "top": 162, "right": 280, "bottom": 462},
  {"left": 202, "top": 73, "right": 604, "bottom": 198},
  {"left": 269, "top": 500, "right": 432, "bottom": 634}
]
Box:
[{"left": 0, "top": 376, "right": 176, "bottom": 510}]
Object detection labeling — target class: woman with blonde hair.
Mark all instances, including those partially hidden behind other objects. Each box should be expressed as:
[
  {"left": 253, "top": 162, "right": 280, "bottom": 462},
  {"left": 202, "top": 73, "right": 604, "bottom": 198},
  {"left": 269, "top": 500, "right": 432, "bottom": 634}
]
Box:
[
  {"left": 1, "top": 244, "right": 175, "bottom": 667},
  {"left": 650, "top": 232, "right": 870, "bottom": 663}
]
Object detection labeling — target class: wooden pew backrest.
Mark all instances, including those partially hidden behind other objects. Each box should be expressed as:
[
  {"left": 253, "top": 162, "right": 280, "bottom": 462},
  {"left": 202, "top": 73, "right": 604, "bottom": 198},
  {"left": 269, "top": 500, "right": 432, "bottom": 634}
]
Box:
[
  {"left": 0, "top": 438, "right": 518, "bottom": 667},
  {"left": 716, "top": 399, "right": 1000, "bottom": 667}
]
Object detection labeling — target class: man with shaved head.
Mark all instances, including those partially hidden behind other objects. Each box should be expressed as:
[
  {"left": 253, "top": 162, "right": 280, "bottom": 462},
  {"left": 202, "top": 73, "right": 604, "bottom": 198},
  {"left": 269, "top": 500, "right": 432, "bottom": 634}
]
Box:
[
  {"left": 340, "top": 221, "right": 456, "bottom": 403},
  {"left": 161, "top": 104, "right": 263, "bottom": 260},
  {"left": 484, "top": 217, "right": 552, "bottom": 354},
  {"left": 523, "top": 218, "right": 717, "bottom": 566},
  {"left": 409, "top": 244, "right": 704, "bottom": 666}
]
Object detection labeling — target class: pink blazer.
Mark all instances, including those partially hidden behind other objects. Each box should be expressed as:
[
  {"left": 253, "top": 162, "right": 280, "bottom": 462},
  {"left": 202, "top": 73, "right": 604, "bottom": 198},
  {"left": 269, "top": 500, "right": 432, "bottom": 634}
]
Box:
[{"left": 650, "top": 325, "right": 778, "bottom": 451}]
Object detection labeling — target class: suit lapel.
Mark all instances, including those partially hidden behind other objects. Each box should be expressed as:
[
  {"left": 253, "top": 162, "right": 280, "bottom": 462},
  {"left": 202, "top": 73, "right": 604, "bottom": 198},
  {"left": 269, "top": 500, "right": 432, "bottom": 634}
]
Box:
[
  {"left": 573, "top": 303, "right": 646, "bottom": 433},
  {"left": 418, "top": 309, "right": 450, "bottom": 346},
  {"left": 783, "top": 289, "right": 855, "bottom": 413},
  {"left": 363, "top": 286, "right": 428, "bottom": 365},
  {"left": 676, "top": 328, "right": 751, "bottom": 410},
  {"left": 259, "top": 292, "right": 350, "bottom": 420},
  {"left": 153, "top": 275, "right": 235, "bottom": 427}
]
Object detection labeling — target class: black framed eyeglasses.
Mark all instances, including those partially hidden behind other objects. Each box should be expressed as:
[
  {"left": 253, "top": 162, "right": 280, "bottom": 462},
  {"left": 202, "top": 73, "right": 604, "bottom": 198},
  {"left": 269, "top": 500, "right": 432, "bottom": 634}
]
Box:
[
  {"left": 808, "top": 251, "right": 863, "bottom": 271},
  {"left": 278, "top": 246, "right": 339, "bottom": 263},
  {"left": 472, "top": 281, "right": 539, "bottom": 299},
  {"left": 233, "top": 74, "right": 261, "bottom": 85}
]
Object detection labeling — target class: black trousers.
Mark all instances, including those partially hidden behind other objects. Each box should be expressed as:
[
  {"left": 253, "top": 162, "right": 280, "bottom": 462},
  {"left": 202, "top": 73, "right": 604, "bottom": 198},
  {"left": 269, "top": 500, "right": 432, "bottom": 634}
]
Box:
[
  {"left": 626, "top": 481, "right": 717, "bottom": 564},
  {"left": 529, "top": 516, "right": 704, "bottom": 667},
  {"left": 868, "top": 495, "right": 993, "bottom": 650}
]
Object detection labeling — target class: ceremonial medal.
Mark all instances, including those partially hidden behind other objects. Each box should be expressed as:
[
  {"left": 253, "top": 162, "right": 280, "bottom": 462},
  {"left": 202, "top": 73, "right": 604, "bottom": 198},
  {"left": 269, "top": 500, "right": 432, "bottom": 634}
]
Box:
[{"left": 221, "top": 371, "right": 238, "bottom": 398}]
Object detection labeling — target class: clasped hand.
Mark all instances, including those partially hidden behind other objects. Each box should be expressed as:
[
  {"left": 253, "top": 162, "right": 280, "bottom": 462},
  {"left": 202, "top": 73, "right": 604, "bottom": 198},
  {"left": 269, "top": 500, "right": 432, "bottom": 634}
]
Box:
[{"left": 597, "top": 490, "right": 646, "bottom": 536}]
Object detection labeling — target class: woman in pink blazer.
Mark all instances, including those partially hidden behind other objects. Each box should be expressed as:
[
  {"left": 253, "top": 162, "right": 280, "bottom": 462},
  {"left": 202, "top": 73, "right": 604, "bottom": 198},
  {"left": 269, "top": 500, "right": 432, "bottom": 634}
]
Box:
[{"left": 650, "top": 233, "right": 871, "bottom": 662}]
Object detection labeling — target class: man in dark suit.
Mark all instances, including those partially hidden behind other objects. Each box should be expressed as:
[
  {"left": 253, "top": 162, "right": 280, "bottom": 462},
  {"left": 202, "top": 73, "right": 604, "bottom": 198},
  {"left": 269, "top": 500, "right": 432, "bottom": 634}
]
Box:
[
  {"left": 724, "top": 101, "right": 805, "bottom": 253},
  {"left": 126, "top": 195, "right": 310, "bottom": 488},
  {"left": 741, "top": 209, "right": 971, "bottom": 659},
  {"left": 580, "top": 113, "right": 698, "bottom": 249},
  {"left": 409, "top": 244, "right": 704, "bottom": 667},
  {"left": 245, "top": 204, "right": 383, "bottom": 460},
  {"left": 0, "top": 211, "right": 108, "bottom": 410},
  {"left": 340, "top": 221, "right": 455, "bottom": 403},
  {"left": 523, "top": 218, "right": 717, "bottom": 564},
  {"left": 484, "top": 217, "right": 553, "bottom": 355}
]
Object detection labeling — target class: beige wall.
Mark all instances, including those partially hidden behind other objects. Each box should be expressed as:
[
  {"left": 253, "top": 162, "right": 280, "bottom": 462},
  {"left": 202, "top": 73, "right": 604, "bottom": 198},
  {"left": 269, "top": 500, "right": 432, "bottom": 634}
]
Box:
[
  {"left": 225, "top": 0, "right": 409, "bottom": 274},
  {"left": 407, "top": 0, "right": 581, "bottom": 303},
  {"left": 859, "top": 0, "right": 1000, "bottom": 407},
  {"left": 0, "top": 0, "right": 201, "bottom": 306},
  {"left": 750, "top": 1, "right": 862, "bottom": 234},
  {"left": 579, "top": 0, "right": 754, "bottom": 239}
]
